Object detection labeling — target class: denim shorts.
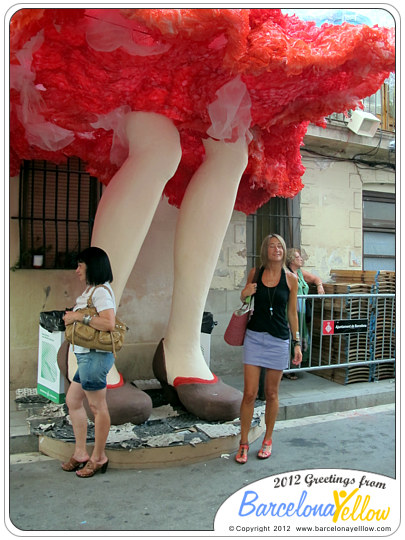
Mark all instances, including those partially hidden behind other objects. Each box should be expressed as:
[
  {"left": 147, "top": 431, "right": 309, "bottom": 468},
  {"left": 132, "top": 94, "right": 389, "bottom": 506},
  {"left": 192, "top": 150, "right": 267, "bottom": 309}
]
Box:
[{"left": 73, "top": 351, "right": 115, "bottom": 391}]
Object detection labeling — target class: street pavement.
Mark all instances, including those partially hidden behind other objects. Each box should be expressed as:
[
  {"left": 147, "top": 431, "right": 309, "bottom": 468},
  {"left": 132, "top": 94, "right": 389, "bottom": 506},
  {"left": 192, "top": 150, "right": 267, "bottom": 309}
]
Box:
[{"left": 7, "top": 402, "right": 396, "bottom": 535}]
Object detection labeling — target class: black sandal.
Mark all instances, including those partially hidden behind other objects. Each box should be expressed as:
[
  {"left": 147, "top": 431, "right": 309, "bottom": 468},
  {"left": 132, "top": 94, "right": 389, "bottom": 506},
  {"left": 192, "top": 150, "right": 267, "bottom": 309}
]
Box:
[{"left": 284, "top": 373, "right": 298, "bottom": 380}]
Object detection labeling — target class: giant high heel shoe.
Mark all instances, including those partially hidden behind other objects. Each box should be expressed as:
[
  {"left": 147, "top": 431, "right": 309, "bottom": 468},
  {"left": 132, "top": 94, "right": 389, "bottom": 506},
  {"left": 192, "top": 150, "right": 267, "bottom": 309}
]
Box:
[
  {"left": 57, "top": 341, "right": 152, "bottom": 425},
  {"left": 152, "top": 339, "right": 242, "bottom": 422}
]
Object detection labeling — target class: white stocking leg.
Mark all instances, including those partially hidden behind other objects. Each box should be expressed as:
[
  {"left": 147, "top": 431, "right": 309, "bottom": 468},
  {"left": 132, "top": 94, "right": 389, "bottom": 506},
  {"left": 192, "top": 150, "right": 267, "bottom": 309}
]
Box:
[
  {"left": 89, "top": 112, "right": 181, "bottom": 384},
  {"left": 164, "top": 137, "right": 249, "bottom": 385},
  {"left": 91, "top": 112, "right": 182, "bottom": 303}
]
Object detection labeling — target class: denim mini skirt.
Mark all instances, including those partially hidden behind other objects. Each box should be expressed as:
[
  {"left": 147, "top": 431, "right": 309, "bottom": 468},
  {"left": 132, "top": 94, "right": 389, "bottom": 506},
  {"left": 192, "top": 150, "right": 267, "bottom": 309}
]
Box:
[
  {"left": 243, "top": 329, "right": 289, "bottom": 370},
  {"left": 73, "top": 350, "right": 115, "bottom": 391}
]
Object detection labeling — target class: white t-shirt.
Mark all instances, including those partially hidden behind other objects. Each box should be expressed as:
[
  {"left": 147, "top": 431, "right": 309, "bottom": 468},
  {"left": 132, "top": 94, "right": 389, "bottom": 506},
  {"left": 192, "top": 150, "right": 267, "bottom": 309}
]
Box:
[{"left": 72, "top": 282, "right": 116, "bottom": 354}]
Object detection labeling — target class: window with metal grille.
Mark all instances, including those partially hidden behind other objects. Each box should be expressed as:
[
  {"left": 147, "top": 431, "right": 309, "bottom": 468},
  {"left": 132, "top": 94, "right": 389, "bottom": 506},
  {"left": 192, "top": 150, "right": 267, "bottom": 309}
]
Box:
[
  {"left": 363, "top": 190, "right": 395, "bottom": 271},
  {"left": 246, "top": 194, "right": 301, "bottom": 269},
  {"left": 13, "top": 158, "right": 102, "bottom": 269}
]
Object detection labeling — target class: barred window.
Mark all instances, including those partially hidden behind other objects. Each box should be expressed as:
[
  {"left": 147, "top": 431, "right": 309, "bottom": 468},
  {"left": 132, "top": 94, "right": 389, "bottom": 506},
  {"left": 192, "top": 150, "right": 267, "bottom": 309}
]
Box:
[
  {"left": 246, "top": 194, "right": 301, "bottom": 269},
  {"left": 13, "top": 158, "right": 102, "bottom": 269}
]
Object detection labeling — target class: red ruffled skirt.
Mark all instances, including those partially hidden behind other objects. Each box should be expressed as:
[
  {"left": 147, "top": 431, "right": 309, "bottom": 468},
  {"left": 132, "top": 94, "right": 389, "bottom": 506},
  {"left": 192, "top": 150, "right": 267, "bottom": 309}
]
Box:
[{"left": 9, "top": 8, "right": 395, "bottom": 214}]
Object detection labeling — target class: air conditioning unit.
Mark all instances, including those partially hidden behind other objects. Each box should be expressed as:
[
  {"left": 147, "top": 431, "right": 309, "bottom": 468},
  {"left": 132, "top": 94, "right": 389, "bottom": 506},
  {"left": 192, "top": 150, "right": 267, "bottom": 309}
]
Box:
[{"left": 347, "top": 110, "right": 380, "bottom": 137}]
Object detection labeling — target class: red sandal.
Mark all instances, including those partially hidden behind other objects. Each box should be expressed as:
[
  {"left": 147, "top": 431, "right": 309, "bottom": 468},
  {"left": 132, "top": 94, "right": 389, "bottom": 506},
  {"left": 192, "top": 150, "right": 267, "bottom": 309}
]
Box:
[
  {"left": 235, "top": 443, "right": 249, "bottom": 464},
  {"left": 257, "top": 439, "right": 272, "bottom": 459}
]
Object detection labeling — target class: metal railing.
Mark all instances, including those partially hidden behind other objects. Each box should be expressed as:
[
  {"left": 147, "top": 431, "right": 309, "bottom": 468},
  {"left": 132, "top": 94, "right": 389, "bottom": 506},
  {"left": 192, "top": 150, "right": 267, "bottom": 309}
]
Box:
[{"left": 286, "top": 293, "right": 396, "bottom": 383}]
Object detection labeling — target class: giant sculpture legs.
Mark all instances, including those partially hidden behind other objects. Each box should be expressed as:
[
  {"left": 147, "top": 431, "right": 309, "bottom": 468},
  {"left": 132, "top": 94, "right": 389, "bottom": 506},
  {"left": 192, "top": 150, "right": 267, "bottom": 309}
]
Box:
[
  {"left": 89, "top": 111, "right": 248, "bottom": 421},
  {"left": 91, "top": 112, "right": 183, "bottom": 303},
  {"left": 156, "top": 136, "right": 248, "bottom": 420}
]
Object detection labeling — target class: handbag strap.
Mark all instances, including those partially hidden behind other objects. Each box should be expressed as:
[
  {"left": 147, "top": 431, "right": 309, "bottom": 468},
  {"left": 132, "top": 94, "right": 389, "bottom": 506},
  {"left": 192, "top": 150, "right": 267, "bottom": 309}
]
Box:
[
  {"left": 243, "top": 266, "right": 262, "bottom": 308},
  {"left": 87, "top": 286, "right": 99, "bottom": 309},
  {"left": 87, "top": 284, "right": 114, "bottom": 308},
  {"left": 252, "top": 266, "right": 261, "bottom": 284},
  {"left": 80, "top": 285, "right": 118, "bottom": 358}
]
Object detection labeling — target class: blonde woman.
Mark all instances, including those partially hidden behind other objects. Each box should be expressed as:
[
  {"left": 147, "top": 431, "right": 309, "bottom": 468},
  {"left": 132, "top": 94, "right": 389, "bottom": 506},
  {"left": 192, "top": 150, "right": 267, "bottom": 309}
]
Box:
[{"left": 236, "top": 234, "right": 302, "bottom": 464}]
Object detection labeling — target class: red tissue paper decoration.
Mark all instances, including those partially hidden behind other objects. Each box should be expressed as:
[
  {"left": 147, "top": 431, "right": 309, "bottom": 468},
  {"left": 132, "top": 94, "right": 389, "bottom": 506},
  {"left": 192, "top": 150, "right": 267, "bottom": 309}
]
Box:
[{"left": 9, "top": 8, "right": 395, "bottom": 214}]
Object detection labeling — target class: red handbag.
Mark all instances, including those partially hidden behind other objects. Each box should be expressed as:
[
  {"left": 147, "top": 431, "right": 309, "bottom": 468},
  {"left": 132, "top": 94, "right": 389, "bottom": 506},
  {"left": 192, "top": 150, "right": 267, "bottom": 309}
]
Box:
[
  {"left": 224, "top": 267, "right": 260, "bottom": 346},
  {"left": 224, "top": 300, "right": 253, "bottom": 346}
]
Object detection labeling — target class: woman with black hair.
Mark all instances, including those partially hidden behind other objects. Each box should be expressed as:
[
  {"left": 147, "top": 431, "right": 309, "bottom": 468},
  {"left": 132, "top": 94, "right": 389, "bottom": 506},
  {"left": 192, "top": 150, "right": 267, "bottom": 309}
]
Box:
[{"left": 62, "top": 246, "right": 116, "bottom": 477}]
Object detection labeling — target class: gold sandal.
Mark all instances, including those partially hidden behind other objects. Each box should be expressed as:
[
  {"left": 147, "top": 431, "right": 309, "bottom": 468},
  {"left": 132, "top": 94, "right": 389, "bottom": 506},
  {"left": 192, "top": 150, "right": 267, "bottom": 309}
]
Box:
[
  {"left": 61, "top": 456, "right": 88, "bottom": 472},
  {"left": 76, "top": 459, "right": 109, "bottom": 478}
]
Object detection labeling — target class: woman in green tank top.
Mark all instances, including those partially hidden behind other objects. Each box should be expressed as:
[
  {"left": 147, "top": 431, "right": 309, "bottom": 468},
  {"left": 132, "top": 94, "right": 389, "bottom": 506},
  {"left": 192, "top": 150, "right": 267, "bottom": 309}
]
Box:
[{"left": 286, "top": 248, "right": 325, "bottom": 378}]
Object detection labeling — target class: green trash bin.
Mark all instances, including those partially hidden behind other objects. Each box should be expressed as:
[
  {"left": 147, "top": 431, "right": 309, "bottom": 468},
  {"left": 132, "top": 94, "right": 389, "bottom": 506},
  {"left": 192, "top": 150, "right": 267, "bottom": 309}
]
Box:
[{"left": 37, "top": 311, "right": 66, "bottom": 403}]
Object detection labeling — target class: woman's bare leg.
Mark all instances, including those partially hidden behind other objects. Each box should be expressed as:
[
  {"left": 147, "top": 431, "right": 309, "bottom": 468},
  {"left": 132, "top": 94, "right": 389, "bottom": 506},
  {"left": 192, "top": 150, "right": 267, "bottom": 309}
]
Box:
[
  {"left": 263, "top": 369, "right": 283, "bottom": 441},
  {"left": 239, "top": 364, "right": 262, "bottom": 443},
  {"left": 65, "top": 381, "right": 90, "bottom": 462},
  {"left": 85, "top": 388, "right": 110, "bottom": 465}
]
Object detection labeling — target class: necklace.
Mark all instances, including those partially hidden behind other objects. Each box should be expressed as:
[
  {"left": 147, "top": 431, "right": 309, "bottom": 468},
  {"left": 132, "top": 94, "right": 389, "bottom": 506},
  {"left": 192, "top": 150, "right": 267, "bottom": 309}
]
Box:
[
  {"left": 267, "top": 284, "right": 278, "bottom": 316},
  {"left": 263, "top": 267, "right": 281, "bottom": 316}
]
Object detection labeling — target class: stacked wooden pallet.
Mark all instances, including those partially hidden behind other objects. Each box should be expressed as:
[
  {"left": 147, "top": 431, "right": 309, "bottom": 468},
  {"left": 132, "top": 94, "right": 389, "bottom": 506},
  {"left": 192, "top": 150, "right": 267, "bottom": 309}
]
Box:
[
  {"left": 329, "top": 269, "right": 378, "bottom": 284},
  {"left": 371, "top": 302, "right": 395, "bottom": 358},
  {"left": 312, "top": 365, "right": 372, "bottom": 385},
  {"left": 370, "top": 271, "right": 395, "bottom": 381},
  {"left": 375, "top": 270, "right": 396, "bottom": 293},
  {"left": 372, "top": 362, "right": 396, "bottom": 381},
  {"left": 311, "top": 269, "right": 395, "bottom": 385}
]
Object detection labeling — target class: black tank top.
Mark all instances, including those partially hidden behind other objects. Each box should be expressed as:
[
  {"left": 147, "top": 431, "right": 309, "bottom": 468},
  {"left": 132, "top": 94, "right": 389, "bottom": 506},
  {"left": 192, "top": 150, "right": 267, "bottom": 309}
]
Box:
[{"left": 247, "top": 267, "right": 290, "bottom": 340}]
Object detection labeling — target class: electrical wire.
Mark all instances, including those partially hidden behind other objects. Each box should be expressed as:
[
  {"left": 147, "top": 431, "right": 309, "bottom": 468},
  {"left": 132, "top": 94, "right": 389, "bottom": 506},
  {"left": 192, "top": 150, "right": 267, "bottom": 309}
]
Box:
[{"left": 301, "top": 144, "right": 395, "bottom": 172}]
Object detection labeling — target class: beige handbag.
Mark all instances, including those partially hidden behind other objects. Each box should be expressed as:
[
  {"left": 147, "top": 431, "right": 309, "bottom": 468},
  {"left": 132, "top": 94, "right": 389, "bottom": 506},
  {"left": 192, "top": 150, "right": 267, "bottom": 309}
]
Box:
[{"left": 65, "top": 285, "right": 127, "bottom": 358}]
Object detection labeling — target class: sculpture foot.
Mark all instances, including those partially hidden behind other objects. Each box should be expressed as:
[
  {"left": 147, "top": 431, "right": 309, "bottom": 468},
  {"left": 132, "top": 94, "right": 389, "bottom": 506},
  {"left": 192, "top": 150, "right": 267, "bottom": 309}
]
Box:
[
  {"left": 57, "top": 341, "right": 152, "bottom": 425},
  {"left": 152, "top": 339, "right": 242, "bottom": 422},
  {"left": 85, "top": 382, "right": 152, "bottom": 425}
]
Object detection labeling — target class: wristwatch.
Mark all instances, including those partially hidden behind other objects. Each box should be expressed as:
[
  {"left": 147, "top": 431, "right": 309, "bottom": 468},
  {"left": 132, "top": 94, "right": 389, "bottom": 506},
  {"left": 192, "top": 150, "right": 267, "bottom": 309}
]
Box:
[
  {"left": 293, "top": 340, "right": 301, "bottom": 348},
  {"left": 82, "top": 314, "right": 92, "bottom": 326}
]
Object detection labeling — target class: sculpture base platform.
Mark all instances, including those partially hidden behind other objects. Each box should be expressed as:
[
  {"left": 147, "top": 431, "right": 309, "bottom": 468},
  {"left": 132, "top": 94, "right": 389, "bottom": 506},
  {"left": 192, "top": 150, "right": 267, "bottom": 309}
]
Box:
[
  {"left": 31, "top": 383, "right": 266, "bottom": 469},
  {"left": 39, "top": 419, "right": 264, "bottom": 469}
]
